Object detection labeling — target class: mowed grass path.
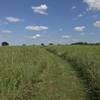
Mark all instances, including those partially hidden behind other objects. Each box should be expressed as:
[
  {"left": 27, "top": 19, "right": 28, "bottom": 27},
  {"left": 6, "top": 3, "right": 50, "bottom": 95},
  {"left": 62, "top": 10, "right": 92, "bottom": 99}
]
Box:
[
  {"left": 46, "top": 45, "right": 100, "bottom": 100},
  {"left": 0, "top": 46, "right": 87, "bottom": 100}
]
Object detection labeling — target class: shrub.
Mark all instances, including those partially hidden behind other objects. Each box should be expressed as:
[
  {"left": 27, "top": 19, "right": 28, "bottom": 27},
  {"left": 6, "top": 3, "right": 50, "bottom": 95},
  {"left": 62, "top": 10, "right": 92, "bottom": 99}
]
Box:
[
  {"left": 1, "top": 42, "right": 9, "bottom": 46},
  {"left": 49, "top": 43, "right": 54, "bottom": 45},
  {"left": 41, "top": 43, "right": 45, "bottom": 46}
]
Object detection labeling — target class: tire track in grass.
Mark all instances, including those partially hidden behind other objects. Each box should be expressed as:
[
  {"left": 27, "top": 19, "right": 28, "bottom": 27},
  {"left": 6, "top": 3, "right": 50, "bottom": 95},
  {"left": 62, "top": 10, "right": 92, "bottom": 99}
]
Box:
[
  {"left": 46, "top": 48, "right": 95, "bottom": 100},
  {"left": 41, "top": 48, "right": 89, "bottom": 100}
]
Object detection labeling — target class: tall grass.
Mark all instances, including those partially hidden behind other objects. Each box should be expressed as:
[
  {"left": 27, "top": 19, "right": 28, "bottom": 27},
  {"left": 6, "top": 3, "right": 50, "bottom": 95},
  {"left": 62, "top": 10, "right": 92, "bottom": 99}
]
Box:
[
  {"left": 47, "top": 45, "right": 100, "bottom": 100},
  {"left": 0, "top": 46, "right": 87, "bottom": 100}
]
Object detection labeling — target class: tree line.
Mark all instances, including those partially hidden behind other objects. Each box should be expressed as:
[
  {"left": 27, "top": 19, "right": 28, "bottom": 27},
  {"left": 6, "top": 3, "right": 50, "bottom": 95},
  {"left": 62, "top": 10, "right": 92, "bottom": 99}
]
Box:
[{"left": 1, "top": 41, "right": 100, "bottom": 46}]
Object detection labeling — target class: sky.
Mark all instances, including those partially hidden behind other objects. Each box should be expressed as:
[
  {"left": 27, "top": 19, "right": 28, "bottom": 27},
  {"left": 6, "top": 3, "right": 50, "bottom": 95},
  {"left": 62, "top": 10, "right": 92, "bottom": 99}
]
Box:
[{"left": 0, "top": 0, "right": 100, "bottom": 45}]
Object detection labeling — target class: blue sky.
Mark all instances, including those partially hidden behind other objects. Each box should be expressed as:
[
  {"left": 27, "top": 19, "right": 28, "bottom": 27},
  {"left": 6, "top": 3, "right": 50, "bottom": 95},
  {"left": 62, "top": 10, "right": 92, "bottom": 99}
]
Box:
[{"left": 0, "top": 0, "right": 100, "bottom": 45}]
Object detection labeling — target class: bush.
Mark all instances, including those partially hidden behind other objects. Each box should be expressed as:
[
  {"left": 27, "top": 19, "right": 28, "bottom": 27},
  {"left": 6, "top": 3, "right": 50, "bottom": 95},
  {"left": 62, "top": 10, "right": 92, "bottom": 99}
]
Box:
[
  {"left": 22, "top": 44, "right": 26, "bottom": 46},
  {"left": 41, "top": 43, "right": 45, "bottom": 46},
  {"left": 71, "top": 42, "right": 88, "bottom": 45},
  {"left": 1, "top": 42, "right": 9, "bottom": 46},
  {"left": 49, "top": 43, "right": 54, "bottom": 45}
]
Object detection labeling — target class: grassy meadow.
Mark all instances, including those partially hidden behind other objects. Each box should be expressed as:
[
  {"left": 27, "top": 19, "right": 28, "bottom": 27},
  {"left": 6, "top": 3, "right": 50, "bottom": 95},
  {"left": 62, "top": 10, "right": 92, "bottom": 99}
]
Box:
[
  {"left": 47, "top": 45, "right": 100, "bottom": 100},
  {"left": 0, "top": 45, "right": 100, "bottom": 100}
]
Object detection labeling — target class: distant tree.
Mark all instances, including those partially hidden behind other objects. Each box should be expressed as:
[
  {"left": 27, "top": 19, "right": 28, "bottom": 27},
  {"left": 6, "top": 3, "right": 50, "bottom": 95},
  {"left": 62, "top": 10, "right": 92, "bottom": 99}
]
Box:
[
  {"left": 1, "top": 42, "right": 9, "bottom": 46},
  {"left": 95, "top": 43, "right": 100, "bottom": 45},
  {"left": 71, "top": 42, "right": 88, "bottom": 45},
  {"left": 71, "top": 42, "right": 100, "bottom": 46},
  {"left": 41, "top": 43, "right": 45, "bottom": 46},
  {"left": 49, "top": 43, "right": 54, "bottom": 45},
  {"left": 22, "top": 44, "right": 26, "bottom": 46}
]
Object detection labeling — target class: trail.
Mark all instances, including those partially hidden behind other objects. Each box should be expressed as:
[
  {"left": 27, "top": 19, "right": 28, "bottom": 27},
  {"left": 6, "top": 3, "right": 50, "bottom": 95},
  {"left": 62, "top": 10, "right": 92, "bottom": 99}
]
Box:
[
  {"left": 46, "top": 48, "right": 97, "bottom": 100},
  {"left": 33, "top": 47, "right": 89, "bottom": 100}
]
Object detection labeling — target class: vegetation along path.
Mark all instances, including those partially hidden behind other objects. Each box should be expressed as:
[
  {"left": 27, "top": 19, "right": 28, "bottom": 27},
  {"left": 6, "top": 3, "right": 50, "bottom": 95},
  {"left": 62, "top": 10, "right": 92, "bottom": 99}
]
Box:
[
  {"left": 46, "top": 45, "right": 100, "bottom": 100},
  {"left": 0, "top": 46, "right": 88, "bottom": 100}
]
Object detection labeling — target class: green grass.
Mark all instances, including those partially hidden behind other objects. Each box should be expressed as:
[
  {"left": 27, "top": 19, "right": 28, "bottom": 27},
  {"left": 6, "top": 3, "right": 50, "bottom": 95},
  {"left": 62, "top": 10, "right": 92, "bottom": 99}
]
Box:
[
  {"left": 0, "top": 46, "right": 87, "bottom": 100},
  {"left": 46, "top": 45, "right": 100, "bottom": 100}
]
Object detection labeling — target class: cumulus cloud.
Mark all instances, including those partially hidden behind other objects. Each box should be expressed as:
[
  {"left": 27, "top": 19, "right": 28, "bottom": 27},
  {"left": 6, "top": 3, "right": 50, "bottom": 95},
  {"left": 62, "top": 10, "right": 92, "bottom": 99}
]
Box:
[
  {"left": 72, "top": 6, "right": 76, "bottom": 9},
  {"left": 25, "top": 34, "right": 41, "bottom": 39},
  {"left": 0, "top": 30, "right": 12, "bottom": 33},
  {"left": 94, "top": 21, "right": 100, "bottom": 28},
  {"left": 78, "top": 13, "right": 84, "bottom": 17},
  {"left": 25, "top": 25, "right": 48, "bottom": 31},
  {"left": 5, "top": 17, "right": 21, "bottom": 23},
  {"left": 83, "top": 0, "right": 100, "bottom": 10},
  {"left": 59, "top": 28, "right": 63, "bottom": 31},
  {"left": 62, "top": 35, "right": 71, "bottom": 39},
  {"left": 74, "top": 26, "right": 86, "bottom": 32},
  {"left": 32, "top": 4, "right": 48, "bottom": 15}
]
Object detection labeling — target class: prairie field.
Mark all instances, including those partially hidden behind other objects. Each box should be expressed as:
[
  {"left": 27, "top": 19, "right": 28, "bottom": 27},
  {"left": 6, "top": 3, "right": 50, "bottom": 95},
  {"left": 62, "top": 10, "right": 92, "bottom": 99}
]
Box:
[
  {"left": 47, "top": 45, "right": 100, "bottom": 100},
  {"left": 1, "top": 0, "right": 100, "bottom": 100},
  {"left": 0, "top": 45, "right": 100, "bottom": 100}
]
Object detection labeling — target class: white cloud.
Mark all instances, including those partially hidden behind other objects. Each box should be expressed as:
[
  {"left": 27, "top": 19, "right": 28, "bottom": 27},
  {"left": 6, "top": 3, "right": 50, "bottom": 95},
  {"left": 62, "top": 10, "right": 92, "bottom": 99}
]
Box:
[
  {"left": 62, "top": 35, "right": 71, "bottom": 39},
  {"left": 36, "top": 34, "right": 40, "bottom": 37},
  {"left": 94, "top": 21, "right": 100, "bottom": 28},
  {"left": 25, "top": 25, "right": 48, "bottom": 31},
  {"left": 5, "top": 17, "right": 21, "bottom": 23},
  {"left": 78, "top": 13, "right": 84, "bottom": 17},
  {"left": 83, "top": 0, "right": 100, "bottom": 10},
  {"left": 31, "top": 34, "right": 40, "bottom": 39},
  {"left": 59, "top": 28, "right": 63, "bottom": 31},
  {"left": 32, "top": 4, "right": 48, "bottom": 15},
  {"left": 0, "top": 30, "right": 12, "bottom": 33},
  {"left": 72, "top": 6, "right": 76, "bottom": 9},
  {"left": 25, "top": 34, "right": 41, "bottom": 39},
  {"left": 74, "top": 26, "right": 86, "bottom": 32}
]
